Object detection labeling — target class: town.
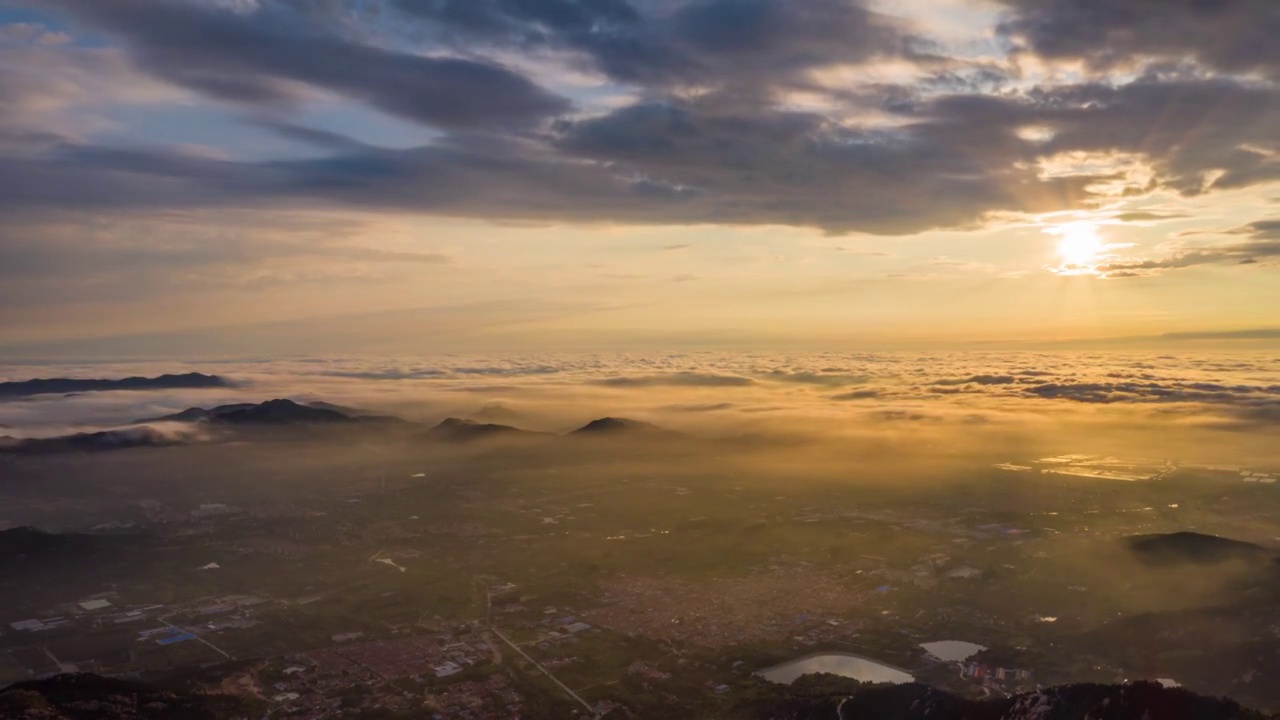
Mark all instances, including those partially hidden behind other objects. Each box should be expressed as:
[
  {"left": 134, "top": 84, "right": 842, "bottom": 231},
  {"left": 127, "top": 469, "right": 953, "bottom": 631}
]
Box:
[{"left": 5, "top": 437, "right": 1280, "bottom": 717}]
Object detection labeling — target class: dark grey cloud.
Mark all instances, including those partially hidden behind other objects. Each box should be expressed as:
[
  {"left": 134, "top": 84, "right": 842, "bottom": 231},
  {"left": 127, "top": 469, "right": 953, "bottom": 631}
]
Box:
[
  {"left": 996, "top": 0, "right": 1280, "bottom": 79},
  {"left": 762, "top": 370, "right": 870, "bottom": 387},
  {"left": 248, "top": 119, "right": 378, "bottom": 152},
  {"left": 1024, "top": 381, "right": 1280, "bottom": 405},
  {"left": 0, "top": 132, "right": 647, "bottom": 217},
  {"left": 388, "top": 0, "right": 909, "bottom": 93},
  {"left": 593, "top": 372, "right": 756, "bottom": 388},
  {"left": 1098, "top": 221, "right": 1280, "bottom": 277},
  {"left": 0, "top": 0, "right": 1275, "bottom": 242},
  {"left": 551, "top": 97, "right": 1098, "bottom": 233},
  {"left": 885, "top": 78, "right": 1280, "bottom": 197},
  {"left": 547, "top": 76, "right": 1278, "bottom": 230},
  {"left": 1020, "top": 377, "right": 1280, "bottom": 429},
  {"left": 933, "top": 374, "right": 1019, "bottom": 386},
  {"left": 452, "top": 365, "right": 562, "bottom": 376},
  {"left": 42, "top": 0, "right": 570, "bottom": 129},
  {"left": 831, "top": 388, "right": 880, "bottom": 400},
  {"left": 323, "top": 369, "right": 450, "bottom": 381},
  {"left": 0, "top": 106, "right": 1098, "bottom": 234},
  {"left": 1033, "top": 80, "right": 1280, "bottom": 195}
]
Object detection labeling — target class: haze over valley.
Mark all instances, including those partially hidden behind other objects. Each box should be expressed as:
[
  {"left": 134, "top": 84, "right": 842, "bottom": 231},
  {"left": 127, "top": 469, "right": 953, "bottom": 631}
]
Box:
[
  {"left": 1, "top": 0, "right": 1278, "bottom": 716},
  {"left": 2, "top": 353, "right": 1279, "bottom": 718}
]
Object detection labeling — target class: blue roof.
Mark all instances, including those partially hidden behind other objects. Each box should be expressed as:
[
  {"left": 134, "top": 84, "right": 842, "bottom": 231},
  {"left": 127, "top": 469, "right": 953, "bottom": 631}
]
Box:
[{"left": 157, "top": 632, "right": 196, "bottom": 645}]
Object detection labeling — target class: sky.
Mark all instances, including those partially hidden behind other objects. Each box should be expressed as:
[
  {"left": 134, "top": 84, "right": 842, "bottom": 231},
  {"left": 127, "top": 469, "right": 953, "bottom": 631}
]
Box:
[{"left": 0, "top": 0, "right": 1277, "bottom": 357}]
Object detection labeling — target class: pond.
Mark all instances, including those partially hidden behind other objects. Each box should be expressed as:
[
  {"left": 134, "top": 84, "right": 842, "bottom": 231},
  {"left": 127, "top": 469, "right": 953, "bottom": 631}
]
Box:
[
  {"left": 919, "top": 640, "right": 985, "bottom": 662},
  {"left": 757, "top": 652, "right": 915, "bottom": 685}
]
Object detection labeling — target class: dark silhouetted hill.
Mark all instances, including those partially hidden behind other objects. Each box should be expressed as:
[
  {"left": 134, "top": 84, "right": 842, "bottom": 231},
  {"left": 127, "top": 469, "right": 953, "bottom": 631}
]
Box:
[
  {"left": 0, "top": 527, "right": 143, "bottom": 572},
  {"left": 0, "top": 527, "right": 95, "bottom": 564},
  {"left": 472, "top": 403, "right": 526, "bottom": 424},
  {"left": 740, "top": 675, "right": 1273, "bottom": 720},
  {"left": 303, "top": 400, "right": 370, "bottom": 416},
  {"left": 0, "top": 426, "right": 196, "bottom": 455},
  {"left": 4, "top": 673, "right": 1266, "bottom": 720},
  {"left": 426, "top": 417, "right": 544, "bottom": 442},
  {"left": 0, "top": 673, "right": 252, "bottom": 719},
  {"left": 136, "top": 398, "right": 417, "bottom": 428},
  {"left": 571, "top": 417, "right": 671, "bottom": 436},
  {"left": 1127, "top": 532, "right": 1270, "bottom": 565},
  {"left": 138, "top": 398, "right": 356, "bottom": 425},
  {"left": 0, "top": 373, "right": 229, "bottom": 399}
]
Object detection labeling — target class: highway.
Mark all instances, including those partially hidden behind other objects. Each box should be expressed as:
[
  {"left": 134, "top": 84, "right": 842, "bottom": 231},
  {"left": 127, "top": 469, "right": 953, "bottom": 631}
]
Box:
[{"left": 490, "top": 626, "right": 598, "bottom": 718}]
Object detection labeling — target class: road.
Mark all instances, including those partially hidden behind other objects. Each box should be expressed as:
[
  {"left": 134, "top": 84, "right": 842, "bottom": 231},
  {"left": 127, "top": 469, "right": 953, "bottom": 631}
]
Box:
[
  {"left": 490, "top": 626, "right": 598, "bottom": 718},
  {"left": 158, "top": 612, "right": 232, "bottom": 660}
]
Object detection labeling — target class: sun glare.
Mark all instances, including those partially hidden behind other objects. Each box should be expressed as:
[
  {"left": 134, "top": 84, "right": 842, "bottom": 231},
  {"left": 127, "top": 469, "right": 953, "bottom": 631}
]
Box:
[
  {"left": 1048, "top": 223, "right": 1107, "bottom": 275},
  {"left": 1056, "top": 224, "right": 1102, "bottom": 266}
]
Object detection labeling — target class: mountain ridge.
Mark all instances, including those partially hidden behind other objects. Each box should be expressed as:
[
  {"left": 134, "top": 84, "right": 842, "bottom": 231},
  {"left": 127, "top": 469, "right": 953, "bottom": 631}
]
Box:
[
  {"left": 426, "top": 416, "right": 549, "bottom": 442},
  {"left": 742, "top": 675, "right": 1273, "bottom": 720},
  {"left": 1126, "top": 531, "right": 1271, "bottom": 565},
  {"left": 0, "top": 373, "right": 230, "bottom": 399},
  {"left": 136, "top": 398, "right": 355, "bottom": 425},
  {"left": 3, "top": 402, "right": 683, "bottom": 455},
  {"left": 570, "top": 416, "right": 674, "bottom": 436},
  {"left": 1, "top": 673, "right": 1271, "bottom": 720},
  {"left": 0, "top": 426, "right": 200, "bottom": 455}
]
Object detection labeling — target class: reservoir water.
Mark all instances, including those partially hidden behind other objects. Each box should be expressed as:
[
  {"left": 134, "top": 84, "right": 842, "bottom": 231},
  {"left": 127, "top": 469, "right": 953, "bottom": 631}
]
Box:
[
  {"left": 757, "top": 652, "right": 915, "bottom": 685},
  {"left": 919, "top": 640, "right": 985, "bottom": 662}
]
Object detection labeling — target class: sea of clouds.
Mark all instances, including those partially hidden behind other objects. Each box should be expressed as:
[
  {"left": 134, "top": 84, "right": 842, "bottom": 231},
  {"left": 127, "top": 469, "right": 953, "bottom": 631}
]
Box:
[{"left": 0, "top": 353, "right": 1276, "bottom": 452}]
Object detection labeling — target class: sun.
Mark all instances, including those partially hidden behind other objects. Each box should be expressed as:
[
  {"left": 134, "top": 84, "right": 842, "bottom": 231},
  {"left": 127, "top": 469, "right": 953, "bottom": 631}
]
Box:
[{"left": 1054, "top": 223, "right": 1103, "bottom": 269}]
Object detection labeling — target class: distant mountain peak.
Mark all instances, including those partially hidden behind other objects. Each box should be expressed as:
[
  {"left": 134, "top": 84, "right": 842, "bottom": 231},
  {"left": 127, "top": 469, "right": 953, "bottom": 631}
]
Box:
[
  {"left": 766, "top": 677, "right": 1268, "bottom": 720},
  {"left": 0, "top": 673, "right": 251, "bottom": 719},
  {"left": 0, "top": 372, "right": 230, "bottom": 399},
  {"left": 137, "top": 398, "right": 356, "bottom": 426},
  {"left": 427, "top": 417, "right": 537, "bottom": 442},
  {"left": 0, "top": 426, "right": 195, "bottom": 455},
  {"left": 572, "top": 417, "right": 664, "bottom": 434},
  {"left": 472, "top": 403, "right": 525, "bottom": 423},
  {"left": 1126, "top": 531, "right": 1269, "bottom": 565}
]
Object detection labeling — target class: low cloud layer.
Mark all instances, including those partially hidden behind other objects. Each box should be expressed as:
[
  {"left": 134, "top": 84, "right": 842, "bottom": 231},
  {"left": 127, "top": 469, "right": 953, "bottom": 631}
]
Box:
[{"left": 2, "top": 354, "right": 1277, "bottom": 450}]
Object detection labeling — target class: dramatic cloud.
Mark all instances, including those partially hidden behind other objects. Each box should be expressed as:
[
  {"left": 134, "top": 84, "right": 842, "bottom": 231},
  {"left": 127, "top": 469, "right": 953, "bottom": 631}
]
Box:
[
  {"left": 0, "top": 39, "right": 179, "bottom": 151},
  {"left": 387, "top": 0, "right": 911, "bottom": 91},
  {"left": 3, "top": 76, "right": 1272, "bottom": 240},
  {"left": 996, "top": 0, "right": 1280, "bottom": 79},
  {"left": 1098, "top": 221, "right": 1280, "bottom": 278},
  {"left": 42, "top": 0, "right": 570, "bottom": 129},
  {"left": 0, "top": 0, "right": 1274, "bottom": 237},
  {"left": 0, "top": 0, "right": 1276, "bottom": 350}
]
